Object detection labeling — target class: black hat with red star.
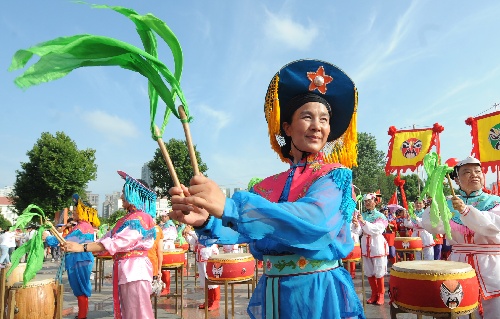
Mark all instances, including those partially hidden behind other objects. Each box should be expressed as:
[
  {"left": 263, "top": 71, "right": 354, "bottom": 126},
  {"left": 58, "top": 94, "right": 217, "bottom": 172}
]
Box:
[{"left": 264, "top": 59, "right": 358, "bottom": 167}]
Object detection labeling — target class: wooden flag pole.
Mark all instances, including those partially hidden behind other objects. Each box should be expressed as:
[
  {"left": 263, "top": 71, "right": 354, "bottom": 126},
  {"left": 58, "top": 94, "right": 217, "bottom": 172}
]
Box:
[
  {"left": 155, "top": 125, "right": 183, "bottom": 190},
  {"left": 154, "top": 125, "right": 190, "bottom": 215},
  {"left": 178, "top": 106, "right": 200, "bottom": 176}
]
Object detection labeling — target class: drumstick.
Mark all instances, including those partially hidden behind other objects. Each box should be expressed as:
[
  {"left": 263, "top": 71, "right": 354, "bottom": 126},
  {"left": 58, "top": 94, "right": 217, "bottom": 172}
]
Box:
[
  {"left": 446, "top": 174, "right": 456, "bottom": 197},
  {"left": 45, "top": 221, "right": 66, "bottom": 244},
  {"left": 178, "top": 105, "right": 200, "bottom": 176},
  {"left": 154, "top": 125, "right": 190, "bottom": 215}
]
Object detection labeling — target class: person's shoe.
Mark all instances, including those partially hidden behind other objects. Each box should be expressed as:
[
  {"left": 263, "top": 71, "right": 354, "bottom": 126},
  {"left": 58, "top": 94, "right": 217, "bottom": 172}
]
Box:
[{"left": 51, "top": 258, "right": 55, "bottom": 262}]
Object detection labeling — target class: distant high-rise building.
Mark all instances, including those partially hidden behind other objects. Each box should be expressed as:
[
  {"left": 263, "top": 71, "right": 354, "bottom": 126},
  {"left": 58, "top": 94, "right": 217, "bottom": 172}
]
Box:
[
  {"left": 101, "top": 192, "right": 122, "bottom": 220},
  {"left": 141, "top": 162, "right": 153, "bottom": 188},
  {"left": 85, "top": 191, "right": 99, "bottom": 209},
  {"left": 156, "top": 198, "right": 171, "bottom": 216}
]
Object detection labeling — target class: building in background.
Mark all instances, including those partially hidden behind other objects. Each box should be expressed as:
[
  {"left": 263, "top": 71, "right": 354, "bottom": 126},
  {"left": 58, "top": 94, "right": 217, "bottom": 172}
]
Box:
[
  {"left": 141, "top": 162, "right": 153, "bottom": 188},
  {"left": 156, "top": 198, "right": 171, "bottom": 217},
  {"left": 101, "top": 192, "right": 122, "bottom": 220},
  {"left": 0, "top": 186, "right": 17, "bottom": 224},
  {"left": 0, "top": 196, "right": 17, "bottom": 224},
  {"left": 85, "top": 191, "right": 99, "bottom": 210}
]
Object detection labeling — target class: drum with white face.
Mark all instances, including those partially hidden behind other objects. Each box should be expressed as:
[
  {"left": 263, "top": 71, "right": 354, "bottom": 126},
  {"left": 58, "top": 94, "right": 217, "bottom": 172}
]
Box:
[
  {"left": 389, "top": 260, "right": 479, "bottom": 316},
  {"left": 207, "top": 253, "right": 255, "bottom": 282}
]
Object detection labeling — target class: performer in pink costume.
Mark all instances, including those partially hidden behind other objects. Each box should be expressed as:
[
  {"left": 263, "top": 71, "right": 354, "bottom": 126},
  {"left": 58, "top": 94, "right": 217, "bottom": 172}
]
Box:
[{"left": 64, "top": 171, "right": 156, "bottom": 319}]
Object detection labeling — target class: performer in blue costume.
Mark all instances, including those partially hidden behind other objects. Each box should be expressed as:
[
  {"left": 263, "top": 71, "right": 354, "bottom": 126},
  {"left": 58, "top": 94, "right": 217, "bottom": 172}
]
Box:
[
  {"left": 423, "top": 156, "right": 500, "bottom": 319},
  {"left": 169, "top": 59, "right": 365, "bottom": 319},
  {"left": 65, "top": 194, "right": 99, "bottom": 319}
]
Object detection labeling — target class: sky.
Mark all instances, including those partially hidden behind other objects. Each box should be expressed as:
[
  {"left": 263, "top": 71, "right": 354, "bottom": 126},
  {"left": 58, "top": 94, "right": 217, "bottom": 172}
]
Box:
[{"left": 1, "top": 1, "right": 500, "bottom": 212}]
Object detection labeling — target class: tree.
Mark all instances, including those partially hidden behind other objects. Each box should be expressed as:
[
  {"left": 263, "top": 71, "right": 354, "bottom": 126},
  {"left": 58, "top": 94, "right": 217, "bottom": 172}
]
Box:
[
  {"left": 11, "top": 131, "right": 97, "bottom": 219},
  {"left": 108, "top": 209, "right": 127, "bottom": 227},
  {"left": 352, "top": 132, "right": 386, "bottom": 195},
  {"left": 0, "top": 215, "right": 12, "bottom": 230},
  {"left": 148, "top": 138, "right": 208, "bottom": 198},
  {"left": 400, "top": 174, "right": 423, "bottom": 203}
]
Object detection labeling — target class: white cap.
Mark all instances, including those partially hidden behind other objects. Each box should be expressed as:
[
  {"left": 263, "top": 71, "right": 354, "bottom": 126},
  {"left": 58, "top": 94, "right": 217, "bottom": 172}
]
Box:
[
  {"left": 363, "top": 193, "right": 377, "bottom": 201},
  {"left": 456, "top": 156, "right": 481, "bottom": 167}
]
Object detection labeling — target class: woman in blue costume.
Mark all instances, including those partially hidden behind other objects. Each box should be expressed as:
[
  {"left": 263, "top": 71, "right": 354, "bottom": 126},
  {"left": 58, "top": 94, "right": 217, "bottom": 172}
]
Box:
[
  {"left": 65, "top": 194, "right": 99, "bottom": 319},
  {"left": 169, "top": 59, "right": 365, "bottom": 319}
]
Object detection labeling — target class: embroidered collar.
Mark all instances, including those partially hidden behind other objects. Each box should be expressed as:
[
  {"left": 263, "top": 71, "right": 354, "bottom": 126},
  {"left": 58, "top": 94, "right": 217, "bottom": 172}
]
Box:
[{"left": 362, "top": 209, "right": 386, "bottom": 223}]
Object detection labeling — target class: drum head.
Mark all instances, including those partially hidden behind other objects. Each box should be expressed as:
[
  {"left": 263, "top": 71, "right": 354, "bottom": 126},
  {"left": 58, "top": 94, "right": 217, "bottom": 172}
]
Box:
[
  {"left": 392, "top": 260, "right": 473, "bottom": 274},
  {"left": 163, "top": 248, "right": 184, "bottom": 254},
  {"left": 209, "top": 252, "right": 254, "bottom": 261}
]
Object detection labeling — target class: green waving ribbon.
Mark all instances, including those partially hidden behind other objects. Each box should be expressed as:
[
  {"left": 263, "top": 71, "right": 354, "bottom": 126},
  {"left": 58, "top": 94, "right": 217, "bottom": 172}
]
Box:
[
  {"left": 7, "top": 205, "right": 52, "bottom": 285},
  {"left": 407, "top": 202, "right": 416, "bottom": 220},
  {"left": 421, "top": 152, "right": 454, "bottom": 240},
  {"left": 9, "top": 3, "right": 190, "bottom": 141}
]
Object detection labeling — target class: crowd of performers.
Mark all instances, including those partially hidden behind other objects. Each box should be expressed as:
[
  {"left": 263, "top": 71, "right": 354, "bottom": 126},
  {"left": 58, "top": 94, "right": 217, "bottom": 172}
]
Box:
[{"left": 34, "top": 59, "right": 498, "bottom": 319}]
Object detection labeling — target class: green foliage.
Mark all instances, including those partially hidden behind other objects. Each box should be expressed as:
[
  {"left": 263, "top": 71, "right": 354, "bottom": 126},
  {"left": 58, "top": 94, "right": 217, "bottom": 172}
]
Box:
[
  {"left": 0, "top": 215, "right": 12, "bottom": 230},
  {"left": 11, "top": 132, "right": 97, "bottom": 219},
  {"left": 108, "top": 209, "right": 127, "bottom": 228},
  {"left": 400, "top": 174, "right": 423, "bottom": 203},
  {"left": 148, "top": 138, "right": 208, "bottom": 198},
  {"left": 352, "top": 132, "right": 386, "bottom": 194}
]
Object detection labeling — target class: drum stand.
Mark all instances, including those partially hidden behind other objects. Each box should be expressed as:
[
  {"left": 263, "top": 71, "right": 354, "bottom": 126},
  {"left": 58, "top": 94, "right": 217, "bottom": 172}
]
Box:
[
  {"left": 94, "top": 255, "right": 112, "bottom": 292},
  {"left": 389, "top": 303, "right": 477, "bottom": 319},
  {"left": 157, "top": 263, "right": 184, "bottom": 318},
  {"left": 396, "top": 248, "right": 424, "bottom": 261},
  {"left": 204, "top": 277, "right": 255, "bottom": 319}
]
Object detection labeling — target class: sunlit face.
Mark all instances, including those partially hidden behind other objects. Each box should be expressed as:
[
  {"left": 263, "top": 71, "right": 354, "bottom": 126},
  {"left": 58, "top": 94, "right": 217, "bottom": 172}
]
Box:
[
  {"left": 415, "top": 201, "right": 424, "bottom": 211},
  {"left": 456, "top": 164, "right": 484, "bottom": 194},
  {"left": 120, "top": 189, "right": 132, "bottom": 211},
  {"left": 364, "top": 198, "right": 376, "bottom": 210},
  {"left": 283, "top": 102, "right": 330, "bottom": 163}
]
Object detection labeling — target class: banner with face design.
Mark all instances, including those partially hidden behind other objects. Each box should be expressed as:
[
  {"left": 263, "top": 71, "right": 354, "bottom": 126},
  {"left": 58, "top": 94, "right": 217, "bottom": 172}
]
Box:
[
  {"left": 466, "top": 110, "right": 500, "bottom": 173},
  {"left": 385, "top": 124, "right": 443, "bottom": 175}
]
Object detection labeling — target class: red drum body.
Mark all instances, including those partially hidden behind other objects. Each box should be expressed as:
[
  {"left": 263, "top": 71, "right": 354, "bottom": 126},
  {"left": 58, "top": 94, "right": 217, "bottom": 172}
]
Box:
[
  {"left": 389, "top": 261, "right": 479, "bottom": 316},
  {"left": 207, "top": 253, "right": 255, "bottom": 282},
  {"left": 162, "top": 248, "right": 185, "bottom": 267},
  {"left": 175, "top": 243, "right": 189, "bottom": 251},
  {"left": 342, "top": 243, "right": 361, "bottom": 262},
  {"left": 394, "top": 237, "right": 422, "bottom": 251},
  {"left": 9, "top": 279, "right": 58, "bottom": 319}
]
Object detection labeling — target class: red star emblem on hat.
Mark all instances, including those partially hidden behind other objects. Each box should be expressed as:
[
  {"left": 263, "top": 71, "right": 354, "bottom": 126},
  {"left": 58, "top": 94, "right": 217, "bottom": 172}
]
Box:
[{"left": 307, "top": 66, "right": 333, "bottom": 94}]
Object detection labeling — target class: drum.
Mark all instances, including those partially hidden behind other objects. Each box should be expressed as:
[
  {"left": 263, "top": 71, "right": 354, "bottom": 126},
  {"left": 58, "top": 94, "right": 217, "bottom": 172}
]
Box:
[
  {"left": 394, "top": 237, "right": 422, "bottom": 251},
  {"left": 8, "top": 279, "right": 58, "bottom": 319},
  {"left": 342, "top": 243, "right": 361, "bottom": 262},
  {"left": 389, "top": 260, "right": 479, "bottom": 316},
  {"left": 207, "top": 253, "right": 255, "bottom": 282},
  {"left": 175, "top": 243, "right": 190, "bottom": 251},
  {"left": 4, "top": 263, "right": 26, "bottom": 287},
  {"left": 162, "top": 248, "right": 185, "bottom": 267}
]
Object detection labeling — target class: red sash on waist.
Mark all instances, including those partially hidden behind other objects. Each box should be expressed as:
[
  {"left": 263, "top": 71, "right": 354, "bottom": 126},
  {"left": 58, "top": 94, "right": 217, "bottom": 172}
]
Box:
[{"left": 113, "top": 250, "right": 148, "bottom": 319}]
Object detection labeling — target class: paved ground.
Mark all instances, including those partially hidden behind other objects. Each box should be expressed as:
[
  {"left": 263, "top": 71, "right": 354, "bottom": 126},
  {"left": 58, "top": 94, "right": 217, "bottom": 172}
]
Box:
[{"left": 8, "top": 258, "right": 440, "bottom": 319}]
